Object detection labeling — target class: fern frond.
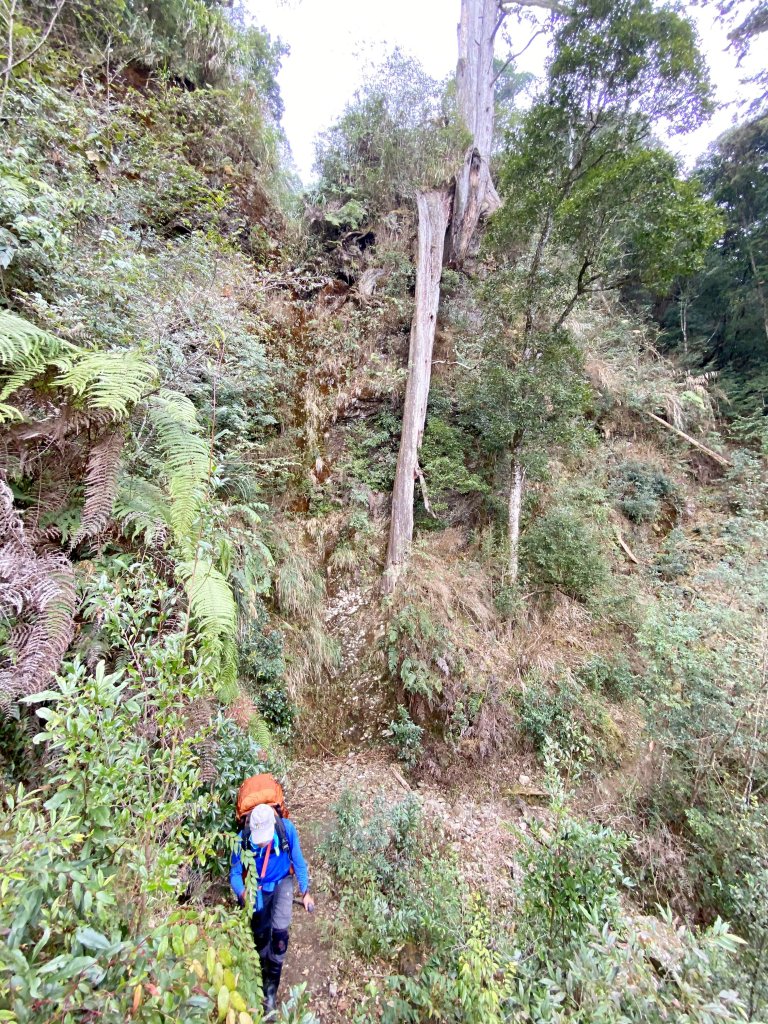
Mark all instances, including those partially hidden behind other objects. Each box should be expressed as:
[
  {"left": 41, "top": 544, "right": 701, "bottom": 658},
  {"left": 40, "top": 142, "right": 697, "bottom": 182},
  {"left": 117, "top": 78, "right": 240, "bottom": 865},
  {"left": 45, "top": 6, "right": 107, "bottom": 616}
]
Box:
[
  {"left": 114, "top": 475, "right": 170, "bottom": 545},
  {"left": 54, "top": 351, "right": 157, "bottom": 417},
  {"left": 178, "top": 556, "right": 237, "bottom": 654},
  {"left": 0, "top": 309, "right": 157, "bottom": 423},
  {"left": 0, "top": 309, "right": 76, "bottom": 367},
  {"left": 248, "top": 712, "right": 272, "bottom": 750},
  {"left": 147, "top": 390, "right": 211, "bottom": 543},
  {"left": 0, "top": 402, "right": 23, "bottom": 422},
  {"left": 71, "top": 431, "right": 125, "bottom": 548},
  {"left": 0, "top": 310, "right": 77, "bottom": 417},
  {"left": 0, "top": 479, "right": 75, "bottom": 706},
  {"left": 217, "top": 637, "right": 240, "bottom": 704}
]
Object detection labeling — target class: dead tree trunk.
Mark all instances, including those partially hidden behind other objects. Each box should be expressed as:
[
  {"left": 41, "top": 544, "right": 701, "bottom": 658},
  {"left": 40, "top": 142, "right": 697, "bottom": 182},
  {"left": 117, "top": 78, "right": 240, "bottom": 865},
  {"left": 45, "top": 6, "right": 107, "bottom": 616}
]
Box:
[
  {"left": 449, "top": 0, "right": 503, "bottom": 266},
  {"left": 382, "top": 189, "right": 453, "bottom": 594},
  {"left": 383, "top": 0, "right": 505, "bottom": 592},
  {"left": 507, "top": 458, "right": 526, "bottom": 583}
]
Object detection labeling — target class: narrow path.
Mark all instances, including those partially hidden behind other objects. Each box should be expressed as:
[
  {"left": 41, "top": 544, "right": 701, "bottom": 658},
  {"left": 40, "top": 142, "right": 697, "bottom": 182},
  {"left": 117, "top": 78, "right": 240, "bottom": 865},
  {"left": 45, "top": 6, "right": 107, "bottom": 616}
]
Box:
[{"left": 276, "top": 750, "right": 527, "bottom": 1022}]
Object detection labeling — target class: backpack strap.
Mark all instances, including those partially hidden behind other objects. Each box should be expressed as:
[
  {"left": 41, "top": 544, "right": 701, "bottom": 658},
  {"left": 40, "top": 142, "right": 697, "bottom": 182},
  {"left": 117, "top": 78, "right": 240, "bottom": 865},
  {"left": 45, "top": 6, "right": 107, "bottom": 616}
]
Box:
[
  {"left": 273, "top": 813, "right": 295, "bottom": 876},
  {"left": 260, "top": 841, "right": 271, "bottom": 879}
]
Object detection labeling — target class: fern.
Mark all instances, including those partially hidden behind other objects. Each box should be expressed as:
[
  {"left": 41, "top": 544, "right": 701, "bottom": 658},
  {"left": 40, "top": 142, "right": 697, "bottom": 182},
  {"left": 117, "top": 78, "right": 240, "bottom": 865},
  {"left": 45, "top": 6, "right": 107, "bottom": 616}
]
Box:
[
  {"left": 71, "top": 431, "right": 125, "bottom": 548},
  {"left": 147, "top": 390, "right": 211, "bottom": 543},
  {"left": 0, "top": 308, "right": 76, "bottom": 368},
  {"left": 178, "top": 556, "right": 238, "bottom": 697},
  {"left": 54, "top": 351, "right": 157, "bottom": 417},
  {"left": 0, "top": 310, "right": 76, "bottom": 415},
  {"left": 114, "top": 476, "right": 170, "bottom": 545},
  {"left": 0, "top": 309, "right": 157, "bottom": 423},
  {"left": 0, "top": 479, "right": 75, "bottom": 705}
]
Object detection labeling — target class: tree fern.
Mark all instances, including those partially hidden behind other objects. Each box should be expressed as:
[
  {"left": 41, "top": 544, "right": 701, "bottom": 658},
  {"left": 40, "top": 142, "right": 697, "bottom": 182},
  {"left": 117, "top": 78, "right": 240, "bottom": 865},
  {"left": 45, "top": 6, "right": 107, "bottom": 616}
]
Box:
[
  {"left": 71, "top": 431, "right": 125, "bottom": 548},
  {"left": 147, "top": 390, "right": 211, "bottom": 543},
  {"left": 0, "top": 309, "right": 157, "bottom": 422},
  {"left": 113, "top": 476, "right": 170, "bottom": 545}
]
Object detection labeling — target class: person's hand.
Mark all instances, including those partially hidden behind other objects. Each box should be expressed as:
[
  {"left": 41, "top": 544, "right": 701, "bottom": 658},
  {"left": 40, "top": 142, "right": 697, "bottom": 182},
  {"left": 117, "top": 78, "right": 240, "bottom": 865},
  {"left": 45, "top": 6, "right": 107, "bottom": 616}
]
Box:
[
  {"left": 302, "top": 892, "right": 315, "bottom": 914},
  {"left": 237, "top": 892, "right": 245, "bottom": 909}
]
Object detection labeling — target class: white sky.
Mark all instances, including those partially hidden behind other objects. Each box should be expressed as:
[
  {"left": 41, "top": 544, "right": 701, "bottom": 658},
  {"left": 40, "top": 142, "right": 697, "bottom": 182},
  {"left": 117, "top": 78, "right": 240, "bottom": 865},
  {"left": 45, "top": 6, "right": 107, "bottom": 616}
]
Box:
[{"left": 249, "top": 0, "right": 763, "bottom": 183}]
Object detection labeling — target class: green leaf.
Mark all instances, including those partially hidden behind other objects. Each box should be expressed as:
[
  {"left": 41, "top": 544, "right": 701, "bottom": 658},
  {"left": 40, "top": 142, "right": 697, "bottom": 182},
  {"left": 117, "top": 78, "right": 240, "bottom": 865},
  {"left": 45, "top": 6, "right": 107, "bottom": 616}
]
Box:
[{"left": 75, "top": 927, "right": 112, "bottom": 952}]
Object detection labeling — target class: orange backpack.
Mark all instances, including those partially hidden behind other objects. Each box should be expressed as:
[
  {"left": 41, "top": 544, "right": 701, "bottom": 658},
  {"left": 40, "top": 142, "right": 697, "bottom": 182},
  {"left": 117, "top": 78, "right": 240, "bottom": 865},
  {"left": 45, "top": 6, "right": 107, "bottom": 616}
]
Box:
[{"left": 236, "top": 773, "right": 289, "bottom": 829}]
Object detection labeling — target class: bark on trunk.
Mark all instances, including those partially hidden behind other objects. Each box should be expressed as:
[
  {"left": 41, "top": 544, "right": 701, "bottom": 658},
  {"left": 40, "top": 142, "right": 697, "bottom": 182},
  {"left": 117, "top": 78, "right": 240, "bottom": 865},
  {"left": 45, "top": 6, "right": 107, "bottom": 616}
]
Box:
[
  {"left": 507, "top": 459, "right": 525, "bottom": 584},
  {"left": 449, "top": 0, "right": 503, "bottom": 266},
  {"left": 383, "top": 189, "right": 453, "bottom": 594}
]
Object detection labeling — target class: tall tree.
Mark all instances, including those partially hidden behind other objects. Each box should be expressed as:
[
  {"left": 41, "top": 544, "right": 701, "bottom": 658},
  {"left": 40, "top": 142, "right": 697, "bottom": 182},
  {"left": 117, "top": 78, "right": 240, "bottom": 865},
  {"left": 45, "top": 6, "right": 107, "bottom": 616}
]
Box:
[
  {"left": 489, "top": 0, "right": 717, "bottom": 580},
  {"left": 661, "top": 114, "right": 768, "bottom": 413},
  {"left": 383, "top": 0, "right": 514, "bottom": 592},
  {"left": 449, "top": 0, "right": 504, "bottom": 266},
  {"left": 383, "top": 189, "right": 453, "bottom": 590}
]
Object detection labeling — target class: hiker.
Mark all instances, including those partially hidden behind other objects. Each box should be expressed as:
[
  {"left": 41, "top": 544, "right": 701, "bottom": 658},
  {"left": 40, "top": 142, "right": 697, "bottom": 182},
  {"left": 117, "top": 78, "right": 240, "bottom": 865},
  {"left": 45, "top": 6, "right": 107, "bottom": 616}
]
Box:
[{"left": 230, "top": 777, "right": 314, "bottom": 1014}]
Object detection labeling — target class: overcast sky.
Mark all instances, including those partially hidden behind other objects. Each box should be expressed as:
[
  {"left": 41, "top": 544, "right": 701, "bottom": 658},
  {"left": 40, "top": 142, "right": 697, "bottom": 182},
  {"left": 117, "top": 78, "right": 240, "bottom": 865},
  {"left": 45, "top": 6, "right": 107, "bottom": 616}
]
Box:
[{"left": 249, "top": 0, "right": 762, "bottom": 183}]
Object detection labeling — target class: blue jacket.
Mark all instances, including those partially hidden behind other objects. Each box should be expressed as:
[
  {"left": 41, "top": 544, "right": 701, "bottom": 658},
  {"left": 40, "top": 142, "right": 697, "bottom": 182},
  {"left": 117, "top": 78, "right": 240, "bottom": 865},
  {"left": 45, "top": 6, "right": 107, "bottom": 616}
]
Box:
[{"left": 229, "top": 819, "right": 309, "bottom": 913}]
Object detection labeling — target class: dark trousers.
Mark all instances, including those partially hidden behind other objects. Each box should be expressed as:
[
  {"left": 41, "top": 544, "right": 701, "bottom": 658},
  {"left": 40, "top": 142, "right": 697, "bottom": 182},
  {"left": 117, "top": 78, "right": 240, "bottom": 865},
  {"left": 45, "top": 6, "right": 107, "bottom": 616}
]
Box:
[{"left": 250, "top": 874, "right": 294, "bottom": 969}]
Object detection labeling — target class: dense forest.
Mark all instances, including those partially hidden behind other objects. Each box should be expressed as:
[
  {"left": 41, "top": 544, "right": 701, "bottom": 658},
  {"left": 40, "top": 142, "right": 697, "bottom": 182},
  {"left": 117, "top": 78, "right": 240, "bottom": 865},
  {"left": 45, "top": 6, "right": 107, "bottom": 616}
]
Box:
[{"left": 1, "top": 0, "right": 767, "bottom": 1021}]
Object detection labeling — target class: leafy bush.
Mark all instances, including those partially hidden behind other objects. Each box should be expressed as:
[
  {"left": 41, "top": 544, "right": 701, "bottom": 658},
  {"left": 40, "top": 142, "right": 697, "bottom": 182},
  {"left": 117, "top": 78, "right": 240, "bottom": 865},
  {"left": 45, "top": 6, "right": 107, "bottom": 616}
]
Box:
[
  {"left": 345, "top": 411, "right": 401, "bottom": 492},
  {"left": 518, "top": 672, "right": 621, "bottom": 766},
  {"left": 576, "top": 654, "right": 639, "bottom": 701},
  {"left": 652, "top": 526, "right": 692, "bottom": 579},
  {"left": 384, "top": 706, "right": 424, "bottom": 769},
  {"left": 521, "top": 507, "right": 609, "bottom": 601},
  {"left": 313, "top": 50, "right": 468, "bottom": 222},
  {"left": 518, "top": 676, "right": 594, "bottom": 762},
  {"left": 321, "top": 792, "right": 462, "bottom": 962},
  {"left": 418, "top": 417, "right": 487, "bottom": 523},
  {"left": 519, "top": 754, "right": 630, "bottom": 966},
  {"left": 386, "top": 604, "right": 455, "bottom": 712},
  {"left": 612, "top": 459, "right": 682, "bottom": 525},
  {"left": 338, "top": 767, "right": 747, "bottom": 1024}
]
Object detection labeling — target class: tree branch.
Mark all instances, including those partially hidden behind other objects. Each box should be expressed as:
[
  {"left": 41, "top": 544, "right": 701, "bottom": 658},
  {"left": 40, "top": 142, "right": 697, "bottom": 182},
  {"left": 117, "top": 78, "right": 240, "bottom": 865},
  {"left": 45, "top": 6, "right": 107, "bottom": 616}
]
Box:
[
  {"left": 1, "top": 0, "right": 66, "bottom": 117},
  {"left": 644, "top": 411, "right": 732, "bottom": 468},
  {"left": 500, "top": 0, "right": 568, "bottom": 14},
  {"left": 492, "top": 27, "right": 548, "bottom": 84},
  {"left": 415, "top": 463, "right": 437, "bottom": 518}
]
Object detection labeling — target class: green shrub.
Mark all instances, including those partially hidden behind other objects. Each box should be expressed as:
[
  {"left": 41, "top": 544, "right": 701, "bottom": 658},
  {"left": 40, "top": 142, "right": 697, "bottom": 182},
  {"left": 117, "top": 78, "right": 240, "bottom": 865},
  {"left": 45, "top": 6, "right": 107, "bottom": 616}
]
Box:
[
  {"left": 518, "top": 677, "right": 594, "bottom": 762},
  {"left": 521, "top": 507, "right": 609, "bottom": 601},
  {"left": 346, "top": 760, "right": 748, "bottom": 1023},
  {"left": 345, "top": 411, "right": 401, "bottom": 492},
  {"left": 384, "top": 706, "right": 424, "bottom": 769},
  {"left": 518, "top": 673, "right": 619, "bottom": 765},
  {"left": 652, "top": 526, "right": 692, "bottom": 579},
  {"left": 612, "top": 459, "right": 681, "bottom": 524},
  {"left": 417, "top": 417, "right": 487, "bottom": 523},
  {"left": 321, "top": 792, "right": 462, "bottom": 962},
  {"left": 386, "top": 604, "right": 455, "bottom": 712},
  {"left": 519, "top": 764, "right": 630, "bottom": 965},
  {"left": 576, "top": 654, "right": 639, "bottom": 701}
]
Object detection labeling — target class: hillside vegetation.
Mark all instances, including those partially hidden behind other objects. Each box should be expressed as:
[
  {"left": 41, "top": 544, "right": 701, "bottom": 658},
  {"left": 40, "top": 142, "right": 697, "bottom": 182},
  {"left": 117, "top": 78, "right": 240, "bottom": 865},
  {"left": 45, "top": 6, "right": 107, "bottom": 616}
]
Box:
[{"left": 1, "top": 1, "right": 767, "bottom": 1022}]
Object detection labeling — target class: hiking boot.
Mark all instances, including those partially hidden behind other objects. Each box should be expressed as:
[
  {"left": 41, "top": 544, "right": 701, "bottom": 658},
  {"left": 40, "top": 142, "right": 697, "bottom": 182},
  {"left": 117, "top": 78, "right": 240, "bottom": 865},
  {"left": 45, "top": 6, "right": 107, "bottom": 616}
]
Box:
[{"left": 263, "top": 962, "right": 282, "bottom": 1017}]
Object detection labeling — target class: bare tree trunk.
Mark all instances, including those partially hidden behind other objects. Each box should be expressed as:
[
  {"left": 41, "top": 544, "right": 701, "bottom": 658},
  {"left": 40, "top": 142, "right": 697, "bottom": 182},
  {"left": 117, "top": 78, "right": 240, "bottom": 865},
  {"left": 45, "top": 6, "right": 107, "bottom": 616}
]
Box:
[
  {"left": 507, "top": 459, "right": 525, "bottom": 584},
  {"left": 383, "top": 0, "right": 505, "bottom": 592},
  {"left": 383, "top": 189, "right": 452, "bottom": 594},
  {"left": 449, "top": 0, "right": 503, "bottom": 266}
]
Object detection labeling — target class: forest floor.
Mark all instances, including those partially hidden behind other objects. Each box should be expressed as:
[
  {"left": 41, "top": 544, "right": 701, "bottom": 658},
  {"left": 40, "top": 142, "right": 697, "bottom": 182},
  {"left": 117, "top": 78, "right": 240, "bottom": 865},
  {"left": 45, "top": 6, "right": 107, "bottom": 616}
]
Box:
[{"left": 278, "top": 748, "right": 534, "bottom": 1021}]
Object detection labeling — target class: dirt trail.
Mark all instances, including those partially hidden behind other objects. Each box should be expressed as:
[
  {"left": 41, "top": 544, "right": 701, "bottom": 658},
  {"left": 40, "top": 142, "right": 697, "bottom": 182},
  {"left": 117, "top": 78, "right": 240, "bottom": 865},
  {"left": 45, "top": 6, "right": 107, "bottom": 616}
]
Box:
[{"left": 275, "top": 749, "right": 528, "bottom": 1022}]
